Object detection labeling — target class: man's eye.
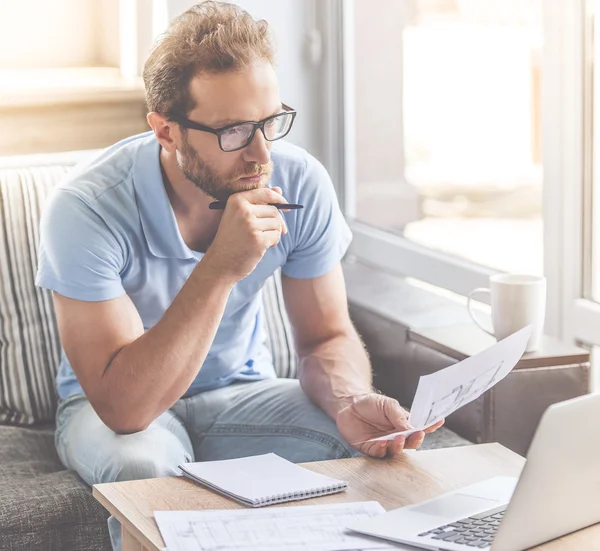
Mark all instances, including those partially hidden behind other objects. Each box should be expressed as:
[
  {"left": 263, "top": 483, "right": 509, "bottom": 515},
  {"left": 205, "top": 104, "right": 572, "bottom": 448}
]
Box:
[
  {"left": 224, "top": 126, "right": 244, "bottom": 136},
  {"left": 265, "top": 118, "right": 277, "bottom": 128}
]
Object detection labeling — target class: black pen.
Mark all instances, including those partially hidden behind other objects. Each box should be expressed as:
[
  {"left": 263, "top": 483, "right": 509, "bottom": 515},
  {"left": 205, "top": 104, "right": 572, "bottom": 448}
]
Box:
[{"left": 209, "top": 201, "right": 304, "bottom": 210}]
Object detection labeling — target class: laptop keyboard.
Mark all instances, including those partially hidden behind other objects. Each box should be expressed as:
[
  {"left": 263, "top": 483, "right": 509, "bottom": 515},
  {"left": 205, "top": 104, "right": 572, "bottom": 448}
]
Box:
[{"left": 417, "top": 504, "right": 507, "bottom": 548}]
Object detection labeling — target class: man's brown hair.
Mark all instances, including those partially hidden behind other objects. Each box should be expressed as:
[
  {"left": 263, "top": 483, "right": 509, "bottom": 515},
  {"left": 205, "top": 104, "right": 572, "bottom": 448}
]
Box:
[{"left": 143, "top": 1, "right": 275, "bottom": 119}]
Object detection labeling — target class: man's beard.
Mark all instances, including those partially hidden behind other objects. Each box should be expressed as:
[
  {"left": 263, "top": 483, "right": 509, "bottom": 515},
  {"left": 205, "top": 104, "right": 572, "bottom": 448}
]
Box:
[{"left": 178, "top": 134, "right": 273, "bottom": 202}]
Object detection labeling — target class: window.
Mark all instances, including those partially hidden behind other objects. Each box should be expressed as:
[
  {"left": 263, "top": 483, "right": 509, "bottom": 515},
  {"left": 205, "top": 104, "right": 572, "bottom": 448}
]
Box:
[
  {"left": 0, "top": 0, "right": 171, "bottom": 92},
  {"left": 350, "top": 0, "right": 543, "bottom": 278},
  {"left": 327, "top": 0, "right": 596, "bottom": 338},
  {"left": 0, "top": 0, "right": 119, "bottom": 70},
  {"left": 0, "top": 0, "right": 166, "bottom": 155}
]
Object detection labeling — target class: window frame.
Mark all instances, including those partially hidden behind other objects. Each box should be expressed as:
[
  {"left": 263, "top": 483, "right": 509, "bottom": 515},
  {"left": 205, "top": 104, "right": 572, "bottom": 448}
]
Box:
[
  {"left": 569, "top": 0, "right": 600, "bottom": 347},
  {"left": 322, "top": 0, "right": 592, "bottom": 341}
]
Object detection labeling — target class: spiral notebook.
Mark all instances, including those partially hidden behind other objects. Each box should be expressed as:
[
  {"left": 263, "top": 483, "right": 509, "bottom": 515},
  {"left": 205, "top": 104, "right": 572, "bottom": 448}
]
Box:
[{"left": 179, "top": 453, "right": 348, "bottom": 507}]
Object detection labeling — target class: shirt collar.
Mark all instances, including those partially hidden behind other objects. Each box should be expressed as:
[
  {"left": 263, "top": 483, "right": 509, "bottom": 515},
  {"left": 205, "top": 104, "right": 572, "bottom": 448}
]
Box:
[{"left": 132, "top": 134, "right": 195, "bottom": 260}]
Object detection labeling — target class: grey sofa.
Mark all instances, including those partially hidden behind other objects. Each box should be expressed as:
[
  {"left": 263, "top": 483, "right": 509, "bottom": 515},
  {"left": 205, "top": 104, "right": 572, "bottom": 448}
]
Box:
[{"left": 0, "top": 151, "right": 470, "bottom": 551}]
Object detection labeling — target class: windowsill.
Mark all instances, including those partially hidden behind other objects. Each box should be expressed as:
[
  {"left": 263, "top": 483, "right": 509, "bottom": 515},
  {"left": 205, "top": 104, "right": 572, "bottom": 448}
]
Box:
[
  {"left": 343, "top": 253, "right": 486, "bottom": 329},
  {"left": 343, "top": 255, "right": 589, "bottom": 367},
  {"left": 0, "top": 67, "right": 145, "bottom": 108},
  {"left": 347, "top": 220, "right": 497, "bottom": 299}
]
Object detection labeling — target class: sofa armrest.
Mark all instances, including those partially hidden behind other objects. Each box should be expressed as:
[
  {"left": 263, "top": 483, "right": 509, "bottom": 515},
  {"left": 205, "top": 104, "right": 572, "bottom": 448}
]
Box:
[{"left": 0, "top": 149, "right": 100, "bottom": 170}]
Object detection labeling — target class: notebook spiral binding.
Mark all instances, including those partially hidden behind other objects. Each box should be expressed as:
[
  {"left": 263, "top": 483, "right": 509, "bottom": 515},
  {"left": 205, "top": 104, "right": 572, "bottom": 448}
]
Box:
[{"left": 256, "top": 482, "right": 348, "bottom": 506}]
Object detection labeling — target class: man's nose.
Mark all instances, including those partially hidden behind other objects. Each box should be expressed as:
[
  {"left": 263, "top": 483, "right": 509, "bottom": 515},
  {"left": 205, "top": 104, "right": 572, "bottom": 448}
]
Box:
[{"left": 242, "top": 128, "right": 271, "bottom": 166}]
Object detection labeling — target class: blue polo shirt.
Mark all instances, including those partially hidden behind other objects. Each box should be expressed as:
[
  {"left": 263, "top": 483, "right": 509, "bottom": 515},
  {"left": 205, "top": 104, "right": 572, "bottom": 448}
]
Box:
[{"left": 36, "top": 132, "right": 351, "bottom": 400}]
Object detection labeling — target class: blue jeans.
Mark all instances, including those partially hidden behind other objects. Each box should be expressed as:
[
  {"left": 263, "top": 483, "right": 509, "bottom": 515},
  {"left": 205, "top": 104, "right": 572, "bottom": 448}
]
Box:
[{"left": 54, "top": 378, "right": 359, "bottom": 551}]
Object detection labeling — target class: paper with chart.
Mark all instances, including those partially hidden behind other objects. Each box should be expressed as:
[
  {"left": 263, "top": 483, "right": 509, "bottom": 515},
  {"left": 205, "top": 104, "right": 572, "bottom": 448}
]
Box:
[
  {"left": 154, "top": 502, "right": 413, "bottom": 551},
  {"left": 365, "top": 325, "right": 532, "bottom": 443}
]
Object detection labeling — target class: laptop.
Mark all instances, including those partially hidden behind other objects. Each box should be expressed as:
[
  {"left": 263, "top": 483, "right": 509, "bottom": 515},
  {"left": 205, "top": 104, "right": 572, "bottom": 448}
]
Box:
[{"left": 349, "top": 393, "right": 600, "bottom": 551}]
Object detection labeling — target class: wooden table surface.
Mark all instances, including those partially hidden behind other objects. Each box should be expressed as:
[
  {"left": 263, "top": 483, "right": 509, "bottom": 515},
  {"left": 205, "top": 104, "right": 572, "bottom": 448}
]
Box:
[{"left": 93, "top": 443, "right": 600, "bottom": 550}]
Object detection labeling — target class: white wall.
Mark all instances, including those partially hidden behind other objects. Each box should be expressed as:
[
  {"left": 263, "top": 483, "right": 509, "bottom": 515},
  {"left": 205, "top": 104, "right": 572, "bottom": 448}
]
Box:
[{"left": 165, "top": 0, "right": 325, "bottom": 161}]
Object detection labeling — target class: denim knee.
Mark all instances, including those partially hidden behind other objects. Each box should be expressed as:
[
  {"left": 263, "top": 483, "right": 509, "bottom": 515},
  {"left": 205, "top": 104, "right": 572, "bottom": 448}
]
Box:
[{"left": 95, "top": 432, "right": 190, "bottom": 483}]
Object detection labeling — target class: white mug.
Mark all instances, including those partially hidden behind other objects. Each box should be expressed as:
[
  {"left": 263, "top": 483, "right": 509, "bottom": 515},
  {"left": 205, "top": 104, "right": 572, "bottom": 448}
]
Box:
[{"left": 467, "top": 274, "right": 547, "bottom": 352}]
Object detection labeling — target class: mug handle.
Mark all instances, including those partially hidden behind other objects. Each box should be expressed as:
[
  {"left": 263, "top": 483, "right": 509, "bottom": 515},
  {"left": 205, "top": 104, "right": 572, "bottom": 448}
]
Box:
[{"left": 467, "top": 288, "right": 494, "bottom": 336}]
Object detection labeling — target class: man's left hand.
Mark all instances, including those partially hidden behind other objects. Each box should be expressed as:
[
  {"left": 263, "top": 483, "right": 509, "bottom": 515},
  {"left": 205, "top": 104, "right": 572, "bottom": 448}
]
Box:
[{"left": 337, "top": 393, "right": 445, "bottom": 458}]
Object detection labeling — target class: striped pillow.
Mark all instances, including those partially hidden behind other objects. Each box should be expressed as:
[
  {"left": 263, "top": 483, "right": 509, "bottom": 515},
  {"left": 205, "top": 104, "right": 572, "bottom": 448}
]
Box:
[
  {"left": 0, "top": 159, "right": 297, "bottom": 426},
  {"left": 0, "top": 166, "right": 67, "bottom": 425}
]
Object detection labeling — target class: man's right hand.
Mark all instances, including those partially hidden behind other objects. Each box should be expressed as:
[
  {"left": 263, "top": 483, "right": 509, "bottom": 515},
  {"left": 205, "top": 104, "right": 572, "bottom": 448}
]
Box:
[{"left": 204, "top": 187, "right": 289, "bottom": 283}]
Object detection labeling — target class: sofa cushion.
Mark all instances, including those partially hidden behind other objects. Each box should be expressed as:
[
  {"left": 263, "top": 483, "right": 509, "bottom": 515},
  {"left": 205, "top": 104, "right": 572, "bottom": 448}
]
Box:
[
  {"left": 0, "top": 424, "right": 110, "bottom": 551},
  {"left": 0, "top": 155, "right": 298, "bottom": 426}
]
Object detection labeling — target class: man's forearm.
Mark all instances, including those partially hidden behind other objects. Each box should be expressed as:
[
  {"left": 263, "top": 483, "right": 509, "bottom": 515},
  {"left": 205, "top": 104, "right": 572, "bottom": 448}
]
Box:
[
  {"left": 298, "top": 329, "right": 373, "bottom": 421},
  {"left": 99, "top": 255, "right": 234, "bottom": 433}
]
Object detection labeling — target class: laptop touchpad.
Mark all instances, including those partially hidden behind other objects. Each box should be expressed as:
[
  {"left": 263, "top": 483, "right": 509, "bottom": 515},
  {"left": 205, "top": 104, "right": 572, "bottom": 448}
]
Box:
[{"left": 411, "top": 494, "right": 498, "bottom": 518}]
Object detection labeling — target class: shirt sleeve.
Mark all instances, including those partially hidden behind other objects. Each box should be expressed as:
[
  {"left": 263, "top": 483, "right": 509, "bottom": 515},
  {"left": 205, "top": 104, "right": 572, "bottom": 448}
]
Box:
[
  {"left": 35, "top": 189, "right": 126, "bottom": 301},
  {"left": 282, "top": 156, "right": 352, "bottom": 279}
]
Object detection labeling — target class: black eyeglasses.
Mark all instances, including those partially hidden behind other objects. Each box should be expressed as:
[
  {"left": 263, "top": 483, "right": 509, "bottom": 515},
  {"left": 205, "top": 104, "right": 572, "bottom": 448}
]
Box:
[{"left": 170, "top": 104, "right": 297, "bottom": 152}]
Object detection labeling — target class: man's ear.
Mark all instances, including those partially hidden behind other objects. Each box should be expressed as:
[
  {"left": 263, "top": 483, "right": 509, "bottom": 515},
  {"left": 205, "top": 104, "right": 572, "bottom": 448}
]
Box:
[{"left": 147, "top": 112, "right": 179, "bottom": 153}]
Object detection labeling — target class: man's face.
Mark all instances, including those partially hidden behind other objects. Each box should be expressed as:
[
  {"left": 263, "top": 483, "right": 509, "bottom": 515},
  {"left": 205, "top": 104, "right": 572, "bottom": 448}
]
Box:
[{"left": 176, "top": 60, "right": 280, "bottom": 202}]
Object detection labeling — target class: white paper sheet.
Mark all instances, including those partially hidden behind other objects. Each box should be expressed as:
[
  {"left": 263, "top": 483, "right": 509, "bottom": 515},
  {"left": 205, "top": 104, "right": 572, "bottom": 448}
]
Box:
[
  {"left": 363, "top": 326, "right": 532, "bottom": 443},
  {"left": 155, "top": 502, "right": 412, "bottom": 551}
]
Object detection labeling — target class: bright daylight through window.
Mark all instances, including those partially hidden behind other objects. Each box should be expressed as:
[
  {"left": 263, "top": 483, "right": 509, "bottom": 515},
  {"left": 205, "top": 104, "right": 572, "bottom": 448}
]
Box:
[{"left": 353, "top": 0, "right": 543, "bottom": 275}]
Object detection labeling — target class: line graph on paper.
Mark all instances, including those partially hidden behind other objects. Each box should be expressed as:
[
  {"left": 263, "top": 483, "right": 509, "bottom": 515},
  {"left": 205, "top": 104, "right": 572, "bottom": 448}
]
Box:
[
  {"left": 189, "top": 508, "right": 392, "bottom": 550},
  {"left": 366, "top": 327, "right": 531, "bottom": 444},
  {"left": 154, "top": 502, "right": 404, "bottom": 551},
  {"left": 424, "top": 360, "right": 505, "bottom": 427}
]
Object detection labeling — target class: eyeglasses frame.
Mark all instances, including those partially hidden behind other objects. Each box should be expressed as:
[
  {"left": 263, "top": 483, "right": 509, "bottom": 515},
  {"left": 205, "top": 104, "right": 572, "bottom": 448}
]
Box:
[{"left": 169, "top": 103, "right": 297, "bottom": 152}]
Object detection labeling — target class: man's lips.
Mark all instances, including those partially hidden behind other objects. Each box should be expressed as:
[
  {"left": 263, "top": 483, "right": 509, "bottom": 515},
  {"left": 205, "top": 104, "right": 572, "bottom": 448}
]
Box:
[{"left": 239, "top": 173, "right": 264, "bottom": 180}]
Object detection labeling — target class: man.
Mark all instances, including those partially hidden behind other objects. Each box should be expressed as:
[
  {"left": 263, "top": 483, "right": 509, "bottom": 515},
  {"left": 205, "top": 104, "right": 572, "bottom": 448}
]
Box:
[{"left": 36, "top": 2, "right": 443, "bottom": 549}]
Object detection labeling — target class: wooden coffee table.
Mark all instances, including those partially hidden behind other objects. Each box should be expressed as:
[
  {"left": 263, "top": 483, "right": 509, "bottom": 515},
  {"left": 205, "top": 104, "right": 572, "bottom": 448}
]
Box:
[{"left": 93, "top": 443, "right": 599, "bottom": 550}]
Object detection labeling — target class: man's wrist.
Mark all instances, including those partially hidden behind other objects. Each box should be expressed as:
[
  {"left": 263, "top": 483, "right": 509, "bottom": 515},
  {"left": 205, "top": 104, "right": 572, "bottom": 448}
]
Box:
[{"left": 196, "top": 250, "right": 239, "bottom": 289}]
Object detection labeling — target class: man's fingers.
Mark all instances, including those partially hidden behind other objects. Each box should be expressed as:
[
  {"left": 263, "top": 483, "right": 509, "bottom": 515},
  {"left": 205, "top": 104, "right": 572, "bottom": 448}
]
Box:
[
  {"left": 361, "top": 440, "right": 388, "bottom": 459},
  {"left": 262, "top": 229, "right": 282, "bottom": 249},
  {"left": 424, "top": 419, "right": 445, "bottom": 434},
  {"left": 270, "top": 187, "right": 292, "bottom": 213},
  {"left": 364, "top": 442, "right": 378, "bottom": 457},
  {"left": 374, "top": 440, "right": 388, "bottom": 458},
  {"left": 248, "top": 205, "right": 287, "bottom": 235},
  {"left": 246, "top": 205, "right": 288, "bottom": 235},
  {"left": 388, "top": 435, "right": 406, "bottom": 457},
  {"left": 358, "top": 442, "right": 377, "bottom": 457},
  {"left": 253, "top": 205, "right": 280, "bottom": 218},
  {"left": 239, "top": 186, "right": 289, "bottom": 206},
  {"left": 361, "top": 434, "right": 418, "bottom": 457},
  {"left": 278, "top": 210, "right": 288, "bottom": 235},
  {"left": 255, "top": 218, "right": 284, "bottom": 232},
  {"left": 405, "top": 431, "right": 425, "bottom": 449}
]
